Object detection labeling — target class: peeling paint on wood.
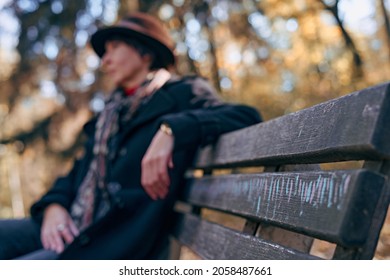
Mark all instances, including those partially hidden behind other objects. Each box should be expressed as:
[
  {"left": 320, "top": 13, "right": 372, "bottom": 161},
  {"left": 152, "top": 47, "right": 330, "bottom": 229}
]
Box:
[{"left": 186, "top": 170, "right": 384, "bottom": 245}]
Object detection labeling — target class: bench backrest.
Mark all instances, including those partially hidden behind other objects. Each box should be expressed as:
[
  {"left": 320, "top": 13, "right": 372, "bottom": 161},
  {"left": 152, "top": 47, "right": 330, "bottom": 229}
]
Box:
[{"left": 173, "top": 82, "right": 390, "bottom": 260}]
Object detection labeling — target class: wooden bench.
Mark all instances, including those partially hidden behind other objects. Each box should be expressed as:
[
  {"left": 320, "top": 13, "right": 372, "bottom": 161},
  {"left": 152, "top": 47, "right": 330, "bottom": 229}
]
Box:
[{"left": 172, "top": 82, "right": 390, "bottom": 260}]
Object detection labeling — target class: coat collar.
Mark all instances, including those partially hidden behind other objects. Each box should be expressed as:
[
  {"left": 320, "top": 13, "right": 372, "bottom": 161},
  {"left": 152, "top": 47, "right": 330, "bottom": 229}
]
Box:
[
  {"left": 82, "top": 83, "right": 177, "bottom": 155},
  {"left": 117, "top": 87, "right": 176, "bottom": 143}
]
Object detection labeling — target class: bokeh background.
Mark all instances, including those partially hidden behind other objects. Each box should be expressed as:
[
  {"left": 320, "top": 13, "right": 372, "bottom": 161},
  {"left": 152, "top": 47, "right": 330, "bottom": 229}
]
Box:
[{"left": 0, "top": 0, "right": 389, "bottom": 259}]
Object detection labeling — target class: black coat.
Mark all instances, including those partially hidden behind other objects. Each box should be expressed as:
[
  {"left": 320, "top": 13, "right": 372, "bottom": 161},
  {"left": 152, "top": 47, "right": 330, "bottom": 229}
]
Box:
[{"left": 30, "top": 76, "right": 262, "bottom": 259}]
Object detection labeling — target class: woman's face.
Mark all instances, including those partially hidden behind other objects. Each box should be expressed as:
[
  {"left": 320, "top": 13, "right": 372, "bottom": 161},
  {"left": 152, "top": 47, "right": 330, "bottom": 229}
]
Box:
[{"left": 101, "top": 40, "right": 151, "bottom": 88}]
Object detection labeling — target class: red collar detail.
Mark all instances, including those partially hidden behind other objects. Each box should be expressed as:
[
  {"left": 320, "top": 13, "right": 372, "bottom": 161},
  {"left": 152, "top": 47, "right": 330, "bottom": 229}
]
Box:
[{"left": 124, "top": 86, "right": 139, "bottom": 96}]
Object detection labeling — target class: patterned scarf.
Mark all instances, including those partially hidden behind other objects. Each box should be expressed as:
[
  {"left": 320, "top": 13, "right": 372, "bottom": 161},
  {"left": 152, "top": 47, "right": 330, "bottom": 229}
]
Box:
[{"left": 70, "top": 69, "right": 171, "bottom": 231}]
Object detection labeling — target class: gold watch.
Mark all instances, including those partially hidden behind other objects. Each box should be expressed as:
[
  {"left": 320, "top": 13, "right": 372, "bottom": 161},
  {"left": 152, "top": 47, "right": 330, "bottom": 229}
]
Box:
[{"left": 160, "top": 122, "right": 173, "bottom": 136}]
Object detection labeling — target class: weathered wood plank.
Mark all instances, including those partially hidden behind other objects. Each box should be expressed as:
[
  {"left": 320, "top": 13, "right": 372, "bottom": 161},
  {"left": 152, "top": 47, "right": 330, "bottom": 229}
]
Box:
[
  {"left": 183, "top": 170, "right": 385, "bottom": 246},
  {"left": 173, "top": 214, "right": 319, "bottom": 260},
  {"left": 195, "top": 82, "right": 390, "bottom": 169},
  {"left": 332, "top": 160, "right": 390, "bottom": 259}
]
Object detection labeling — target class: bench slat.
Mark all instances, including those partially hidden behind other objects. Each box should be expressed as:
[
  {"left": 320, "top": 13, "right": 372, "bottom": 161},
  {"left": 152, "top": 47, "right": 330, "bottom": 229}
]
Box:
[
  {"left": 196, "top": 82, "right": 390, "bottom": 169},
  {"left": 183, "top": 170, "right": 385, "bottom": 246},
  {"left": 174, "top": 214, "right": 319, "bottom": 260}
]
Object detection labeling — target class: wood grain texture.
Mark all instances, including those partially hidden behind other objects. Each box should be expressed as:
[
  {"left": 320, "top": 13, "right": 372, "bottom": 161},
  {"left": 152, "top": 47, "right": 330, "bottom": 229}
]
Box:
[
  {"left": 195, "top": 82, "right": 390, "bottom": 169},
  {"left": 183, "top": 170, "right": 385, "bottom": 246},
  {"left": 173, "top": 214, "right": 319, "bottom": 260}
]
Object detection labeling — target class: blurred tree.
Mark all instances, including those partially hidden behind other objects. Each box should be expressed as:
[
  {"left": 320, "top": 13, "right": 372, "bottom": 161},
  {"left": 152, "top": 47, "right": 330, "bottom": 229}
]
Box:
[
  {"left": 319, "top": 0, "right": 363, "bottom": 76},
  {"left": 9, "top": 1, "right": 86, "bottom": 108},
  {"left": 380, "top": 0, "right": 390, "bottom": 61},
  {"left": 0, "top": 0, "right": 117, "bottom": 215}
]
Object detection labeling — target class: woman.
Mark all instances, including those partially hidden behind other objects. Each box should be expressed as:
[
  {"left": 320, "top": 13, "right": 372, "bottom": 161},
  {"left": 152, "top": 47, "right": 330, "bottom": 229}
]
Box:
[{"left": 0, "top": 12, "right": 261, "bottom": 259}]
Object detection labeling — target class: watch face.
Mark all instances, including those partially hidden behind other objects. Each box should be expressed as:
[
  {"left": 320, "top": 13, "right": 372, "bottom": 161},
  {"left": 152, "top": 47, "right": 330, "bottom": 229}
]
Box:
[{"left": 161, "top": 123, "right": 172, "bottom": 135}]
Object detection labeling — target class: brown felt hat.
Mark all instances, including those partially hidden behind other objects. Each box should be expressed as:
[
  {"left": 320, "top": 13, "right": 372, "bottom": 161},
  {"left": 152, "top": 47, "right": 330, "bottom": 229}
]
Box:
[{"left": 90, "top": 12, "right": 175, "bottom": 69}]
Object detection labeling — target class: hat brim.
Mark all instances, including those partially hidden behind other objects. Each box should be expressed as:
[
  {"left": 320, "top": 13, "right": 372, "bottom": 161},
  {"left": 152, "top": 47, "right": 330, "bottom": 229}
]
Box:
[{"left": 90, "top": 26, "right": 175, "bottom": 69}]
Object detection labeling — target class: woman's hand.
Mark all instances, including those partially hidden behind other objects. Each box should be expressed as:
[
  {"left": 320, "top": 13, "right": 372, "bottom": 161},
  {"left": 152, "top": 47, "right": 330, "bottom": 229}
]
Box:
[
  {"left": 41, "top": 204, "right": 79, "bottom": 253},
  {"left": 141, "top": 129, "right": 174, "bottom": 200}
]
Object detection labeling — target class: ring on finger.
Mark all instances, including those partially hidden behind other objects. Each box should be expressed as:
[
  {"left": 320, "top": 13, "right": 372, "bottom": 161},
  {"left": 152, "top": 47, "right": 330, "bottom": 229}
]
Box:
[{"left": 56, "top": 224, "right": 66, "bottom": 232}]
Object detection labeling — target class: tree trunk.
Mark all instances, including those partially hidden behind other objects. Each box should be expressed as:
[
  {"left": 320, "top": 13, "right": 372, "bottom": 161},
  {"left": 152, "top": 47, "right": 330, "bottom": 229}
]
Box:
[
  {"left": 319, "top": 0, "right": 363, "bottom": 77},
  {"left": 380, "top": 0, "right": 390, "bottom": 62}
]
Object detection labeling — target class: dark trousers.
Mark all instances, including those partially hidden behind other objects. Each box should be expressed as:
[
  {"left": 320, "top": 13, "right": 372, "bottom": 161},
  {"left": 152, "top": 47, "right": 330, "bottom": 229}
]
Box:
[{"left": 0, "top": 218, "right": 58, "bottom": 260}]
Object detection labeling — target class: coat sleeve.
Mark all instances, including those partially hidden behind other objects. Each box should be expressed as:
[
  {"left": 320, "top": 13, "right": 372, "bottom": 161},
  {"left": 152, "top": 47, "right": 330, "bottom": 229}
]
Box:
[
  {"left": 30, "top": 160, "right": 81, "bottom": 222},
  {"left": 29, "top": 120, "right": 96, "bottom": 223},
  {"left": 159, "top": 77, "right": 262, "bottom": 150}
]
